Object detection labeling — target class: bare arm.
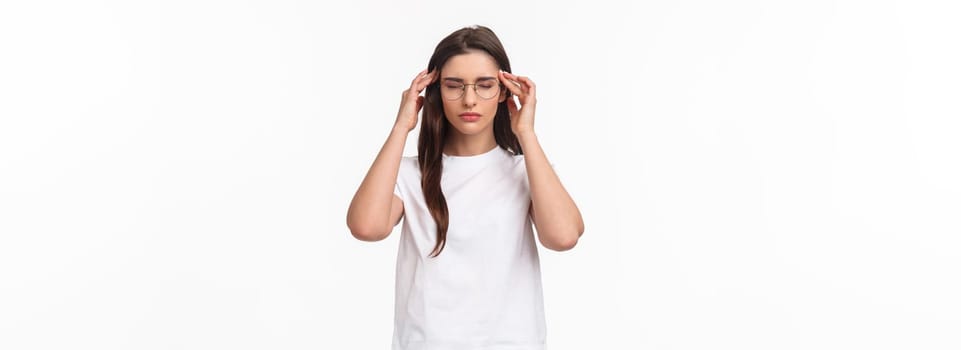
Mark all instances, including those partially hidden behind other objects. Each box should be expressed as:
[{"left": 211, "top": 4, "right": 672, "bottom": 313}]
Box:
[
  {"left": 520, "top": 131, "right": 585, "bottom": 251},
  {"left": 346, "top": 69, "right": 436, "bottom": 241},
  {"left": 346, "top": 127, "right": 408, "bottom": 241},
  {"left": 498, "top": 71, "right": 584, "bottom": 251}
]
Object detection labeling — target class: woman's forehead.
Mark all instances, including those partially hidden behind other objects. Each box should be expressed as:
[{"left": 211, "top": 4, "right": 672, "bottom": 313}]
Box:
[{"left": 441, "top": 51, "right": 499, "bottom": 78}]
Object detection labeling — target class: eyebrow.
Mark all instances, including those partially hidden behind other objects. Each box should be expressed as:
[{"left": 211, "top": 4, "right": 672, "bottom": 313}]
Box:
[{"left": 442, "top": 76, "right": 497, "bottom": 83}]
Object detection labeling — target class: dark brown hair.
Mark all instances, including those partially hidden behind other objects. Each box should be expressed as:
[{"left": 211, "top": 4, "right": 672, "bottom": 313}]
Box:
[{"left": 418, "top": 25, "right": 522, "bottom": 258}]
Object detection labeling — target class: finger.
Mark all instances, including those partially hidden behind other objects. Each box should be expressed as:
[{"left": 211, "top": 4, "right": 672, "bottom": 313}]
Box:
[
  {"left": 511, "top": 75, "right": 534, "bottom": 97},
  {"left": 515, "top": 76, "right": 536, "bottom": 102},
  {"left": 501, "top": 72, "right": 526, "bottom": 99},
  {"left": 506, "top": 95, "right": 519, "bottom": 117},
  {"left": 514, "top": 75, "right": 535, "bottom": 91},
  {"left": 500, "top": 71, "right": 523, "bottom": 88},
  {"left": 501, "top": 71, "right": 524, "bottom": 86},
  {"left": 411, "top": 72, "right": 430, "bottom": 93},
  {"left": 411, "top": 69, "right": 428, "bottom": 85},
  {"left": 408, "top": 73, "right": 427, "bottom": 93},
  {"left": 498, "top": 71, "right": 525, "bottom": 99},
  {"left": 415, "top": 70, "right": 438, "bottom": 92}
]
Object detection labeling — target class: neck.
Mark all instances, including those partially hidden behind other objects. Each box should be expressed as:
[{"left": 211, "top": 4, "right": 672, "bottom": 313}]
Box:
[{"left": 443, "top": 133, "right": 497, "bottom": 157}]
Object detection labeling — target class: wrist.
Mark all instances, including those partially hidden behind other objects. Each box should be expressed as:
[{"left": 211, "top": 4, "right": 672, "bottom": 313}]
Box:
[
  {"left": 391, "top": 125, "right": 410, "bottom": 137},
  {"left": 515, "top": 130, "right": 537, "bottom": 141}
]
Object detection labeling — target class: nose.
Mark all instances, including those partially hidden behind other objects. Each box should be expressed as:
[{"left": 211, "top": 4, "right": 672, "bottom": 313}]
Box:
[{"left": 462, "top": 86, "right": 477, "bottom": 108}]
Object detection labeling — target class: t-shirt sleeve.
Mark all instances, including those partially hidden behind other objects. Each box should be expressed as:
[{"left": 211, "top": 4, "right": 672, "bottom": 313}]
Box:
[{"left": 394, "top": 159, "right": 406, "bottom": 201}]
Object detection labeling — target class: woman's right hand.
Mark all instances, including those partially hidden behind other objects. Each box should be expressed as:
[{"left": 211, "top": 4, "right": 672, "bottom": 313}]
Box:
[{"left": 395, "top": 69, "right": 437, "bottom": 132}]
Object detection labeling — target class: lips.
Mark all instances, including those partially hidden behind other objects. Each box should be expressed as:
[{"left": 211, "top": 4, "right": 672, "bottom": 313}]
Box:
[{"left": 459, "top": 112, "right": 481, "bottom": 122}]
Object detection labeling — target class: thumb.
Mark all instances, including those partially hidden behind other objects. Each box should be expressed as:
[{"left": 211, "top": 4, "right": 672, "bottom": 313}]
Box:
[
  {"left": 506, "top": 96, "right": 519, "bottom": 117},
  {"left": 416, "top": 96, "right": 425, "bottom": 111}
]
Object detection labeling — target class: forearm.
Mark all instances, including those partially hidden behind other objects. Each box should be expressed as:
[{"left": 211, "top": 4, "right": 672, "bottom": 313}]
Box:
[
  {"left": 346, "top": 126, "right": 408, "bottom": 239},
  {"left": 517, "top": 131, "right": 585, "bottom": 250}
]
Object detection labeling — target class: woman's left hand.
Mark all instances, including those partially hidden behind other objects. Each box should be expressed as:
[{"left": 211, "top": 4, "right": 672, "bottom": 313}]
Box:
[{"left": 499, "top": 71, "right": 536, "bottom": 136}]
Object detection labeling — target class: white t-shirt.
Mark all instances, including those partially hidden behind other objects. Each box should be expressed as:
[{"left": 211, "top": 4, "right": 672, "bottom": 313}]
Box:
[{"left": 391, "top": 145, "right": 548, "bottom": 350}]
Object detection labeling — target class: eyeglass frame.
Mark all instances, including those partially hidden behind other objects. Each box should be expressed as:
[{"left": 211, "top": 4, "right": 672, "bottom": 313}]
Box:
[{"left": 438, "top": 79, "right": 506, "bottom": 101}]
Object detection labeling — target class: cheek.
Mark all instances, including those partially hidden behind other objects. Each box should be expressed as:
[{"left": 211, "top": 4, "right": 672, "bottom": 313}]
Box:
[
  {"left": 440, "top": 101, "right": 456, "bottom": 118},
  {"left": 481, "top": 99, "right": 501, "bottom": 112}
]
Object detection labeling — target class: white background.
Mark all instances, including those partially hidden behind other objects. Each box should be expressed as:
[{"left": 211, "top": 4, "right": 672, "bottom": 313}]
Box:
[{"left": 1, "top": 0, "right": 959, "bottom": 349}]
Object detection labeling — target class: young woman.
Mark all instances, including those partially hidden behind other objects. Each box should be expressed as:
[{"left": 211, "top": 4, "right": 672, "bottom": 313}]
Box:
[{"left": 346, "top": 25, "right": 584, "bottom": 350}]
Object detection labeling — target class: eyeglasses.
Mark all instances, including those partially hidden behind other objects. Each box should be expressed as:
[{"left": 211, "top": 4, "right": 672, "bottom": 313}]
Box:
[{"left": 440, "top": 79, "right": 502, "bottom": 101}]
